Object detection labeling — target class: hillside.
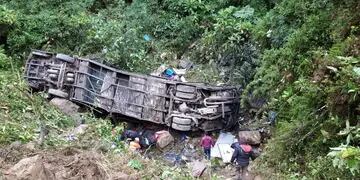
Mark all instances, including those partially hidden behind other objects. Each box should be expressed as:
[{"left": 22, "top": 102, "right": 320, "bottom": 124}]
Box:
[{"left": 1, "top": 0, "right": 359, "bottom": 179}]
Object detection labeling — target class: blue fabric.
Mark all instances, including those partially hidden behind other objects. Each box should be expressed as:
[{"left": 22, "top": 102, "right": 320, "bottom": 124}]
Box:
[
  {"left": 231, "top": 141, "right": 241, "bottom": 149},
  {"left": 119, "top": 130, "right": 139, "bottom": 141},
  {"left": 143, "top": 34, "right": 151, "bottom": 41},
  {"left": 180, "top": 131, "right": 187, "bottom": 142},
  {"left": 164, "top": 68, "right": 175, "bottom": 77},
  {"left": 204, "top": 147, "right": 211, "bottom": 160}
]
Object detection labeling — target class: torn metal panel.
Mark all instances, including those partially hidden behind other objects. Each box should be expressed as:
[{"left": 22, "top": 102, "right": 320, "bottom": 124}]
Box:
[{"left": 211, "top": 132, "right": 237, "bottom": 163}]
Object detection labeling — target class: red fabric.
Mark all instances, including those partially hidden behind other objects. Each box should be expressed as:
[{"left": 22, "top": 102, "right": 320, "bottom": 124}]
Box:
[
  {"left": 240, "top": 144, "right": 252, "bottom": 153},
  {"left": 200, "top": 135, "right": 213, "bottom": 149}
]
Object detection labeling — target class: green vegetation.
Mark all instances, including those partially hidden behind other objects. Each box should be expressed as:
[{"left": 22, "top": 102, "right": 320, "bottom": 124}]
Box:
[
  {"left": 0, "top": 0, "right": 359, "bottom": 179},
  {"left": 0, "top": 48, "right": 193, "bottom": 179},
  {"left": 0, "top": 50, "right": 70, "bottom": 144}
]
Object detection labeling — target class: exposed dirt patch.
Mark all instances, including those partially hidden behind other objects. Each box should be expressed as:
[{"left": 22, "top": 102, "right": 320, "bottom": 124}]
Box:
[
  {"left": 0, "top": 146, "right": 136, "bottom": 180},
  {"left": 0, "top": 143, "right": 37, "bottom": 171},
  {"left": 0, "top": 126, "right": 263, "bottom": 180}
]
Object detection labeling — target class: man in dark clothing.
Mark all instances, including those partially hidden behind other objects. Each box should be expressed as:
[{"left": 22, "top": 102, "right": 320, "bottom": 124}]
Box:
[
  {"left": 230, "top": 139, "right": 256, "bottom": 179},
  {"left": 119, "top": 129, "right": 139, "bottom": 141}
]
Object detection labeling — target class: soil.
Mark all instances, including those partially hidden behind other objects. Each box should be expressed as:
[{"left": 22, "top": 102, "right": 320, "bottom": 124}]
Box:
[
  {"left": 0, "top": 124, "right": 263, "bottom": 180},
  {"left": 0, "top": 145, "right": 136, "bottom": 180}
]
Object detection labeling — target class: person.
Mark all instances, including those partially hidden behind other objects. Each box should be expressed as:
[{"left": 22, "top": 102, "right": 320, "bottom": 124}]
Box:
[
  {"left": 230, "top": 138, "right": 256, "bottom": 179},
  {"left": 200, "top": 132, "right": 214, "bottom": 160},
  {"left": 139, "top": 130, "right": 157, "bottom": 149},
  {"left": 129, "top": 137, "right": 141, "bottom": 152},
  {"left": 119, "top": 129, "right": 139, "bottom": 141}
]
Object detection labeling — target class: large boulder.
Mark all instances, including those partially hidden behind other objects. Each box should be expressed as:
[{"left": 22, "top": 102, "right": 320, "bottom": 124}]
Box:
[
  {"left": 238, "top": 131, "right": 261, "bottom": 145},
  {"left": 5, "top": 155, "right": 55, "bottom": 180},
  {"left": 155, "top": 131, "right": 174, "bottom": 149},
  {"left": 50, "top": 98, "right": 79, "bottom": 116},
  {"left": 189, "top": 160, "right": 207, "bottom": 177},
  {"left": 50, "top": 98, "right": 82, "bottom": 123}
]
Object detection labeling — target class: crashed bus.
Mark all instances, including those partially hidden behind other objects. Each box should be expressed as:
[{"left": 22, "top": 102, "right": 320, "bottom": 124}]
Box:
[{"left": 24, "top": 50, "right": 240, "bottom": 131}]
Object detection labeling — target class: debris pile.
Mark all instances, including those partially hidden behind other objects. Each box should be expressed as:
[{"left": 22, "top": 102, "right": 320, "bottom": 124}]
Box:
[
  {"left": 1, "top": 123, "right": 267, "bottom": 179},
  {"left": 150, "top": 60, "right": 193, "bottom": 82},
  {"left": 2, "top": 148, "right": 136, "bottom": 180}
]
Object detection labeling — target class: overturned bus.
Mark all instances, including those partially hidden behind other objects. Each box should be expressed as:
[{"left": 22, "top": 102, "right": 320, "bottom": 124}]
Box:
[{"left": 24, "top": 50, "right": 240, "bottom": 131}]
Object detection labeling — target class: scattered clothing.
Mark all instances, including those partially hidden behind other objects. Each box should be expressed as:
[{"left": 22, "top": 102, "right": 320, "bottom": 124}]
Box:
[
  {"left": 164, "top": 68, "right": 176, "bottom": 79},
  {"left": 139, "top": 130, "right": 157, "bottom": 148},
  {"left": 163, "top": 152, "right": 182, "bottom": 166},
  {"left": 120, "top": 130, "right": 139, "bottom": 141},
  {"left": 129, "top": 138, "right": 141, "bottom": 152}
]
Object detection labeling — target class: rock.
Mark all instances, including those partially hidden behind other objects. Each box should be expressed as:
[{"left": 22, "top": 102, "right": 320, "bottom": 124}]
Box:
[
  {"left": 178, "top": 59, "right": 194, "bottom": 70},
  {"left": 65, "top": 124, "right": 89, "bottom": 141},
  {"left": 10, "top": 141, "right": 22, "bottom": 149},
  {"left": 73, "top": 124, "right": 88, "bottom": 135},
  {"left": 24, "top": 141, "right": 37, "bottom": 151},
  {"left": 50, "top": 98, "right": 80, "bottom": 116},
  {"left": 190, "top": 160, "right": 207, "bottom": 177},
  {"left": 238, "top": 131, "right": 261, "bottom": 145},
  {"left": 252, "top": 147, "right": 262, "bottom": 158},
  {"left": 155, "top": 131, "right": 174, "bottom": 149},
  {"left": 111, "top": 172, "right": 133, "bottom": 180},
  {"left": 50, "top": 98, "right": 80, "bottom": 118},
  {"left": 5, "top": 155, "right": 55, "bottom": 180}
]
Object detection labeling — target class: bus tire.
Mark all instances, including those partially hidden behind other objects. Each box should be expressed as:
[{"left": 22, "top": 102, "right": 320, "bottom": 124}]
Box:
[
  {"left": 172, "top": 117, "right": 192, "bottom": 125},
  {"left": 171, "top": 123, "right": 191, "bottom": 131},
  {"left": 48, "top": 89, "right": 69, "bottom": 98},
  {"left": 56, "top": 54, "right": 75, "bottom": 63}
]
